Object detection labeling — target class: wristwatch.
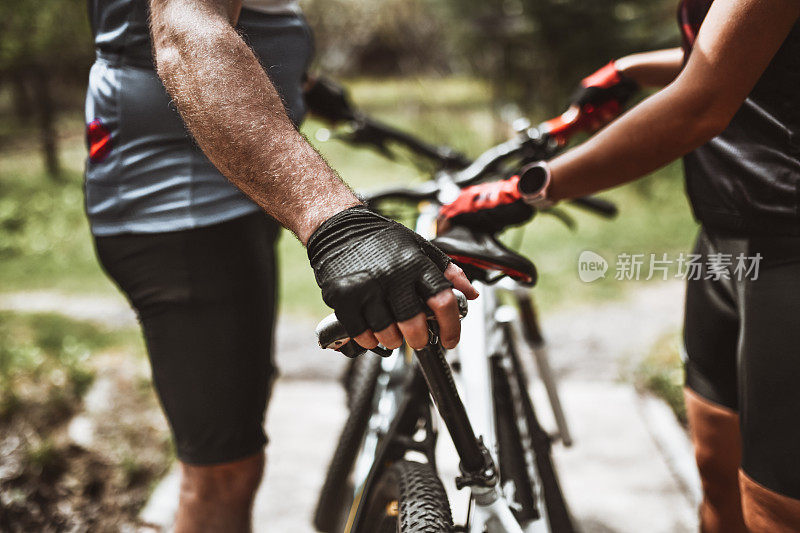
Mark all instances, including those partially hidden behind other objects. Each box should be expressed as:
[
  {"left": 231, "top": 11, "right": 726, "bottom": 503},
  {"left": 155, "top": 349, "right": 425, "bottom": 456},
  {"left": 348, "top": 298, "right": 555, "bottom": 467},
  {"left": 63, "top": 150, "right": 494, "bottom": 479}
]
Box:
[{"left": 517, "top": 161, "right": 554, "bottom": 209}]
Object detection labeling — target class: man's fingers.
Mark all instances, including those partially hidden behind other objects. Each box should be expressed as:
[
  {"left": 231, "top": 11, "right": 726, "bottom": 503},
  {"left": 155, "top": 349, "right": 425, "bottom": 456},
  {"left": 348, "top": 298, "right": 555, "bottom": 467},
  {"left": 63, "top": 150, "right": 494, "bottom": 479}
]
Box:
[
  {"left": 443, "top": 263, "right": 479, "bottom": 299},
  {"left": 397, "top": 312, "right": 429, "bottom": 350},
  {"left": 374, "top": 324, "right": 403, "bottom": 350},
  {"left": 427, "top": 290, "right": 461, "bottom": 350},
  {"left": 353, "top": 330, "right": 379, "bottom": 350}
]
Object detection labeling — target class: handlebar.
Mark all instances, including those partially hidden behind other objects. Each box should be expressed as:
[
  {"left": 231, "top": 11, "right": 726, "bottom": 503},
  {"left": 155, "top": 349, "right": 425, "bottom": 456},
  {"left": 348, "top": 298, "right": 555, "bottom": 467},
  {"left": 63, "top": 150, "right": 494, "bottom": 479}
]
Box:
[
  {"left": 305, "top": 76, "right": 470, "bottom": 170},
  {"left": 362, "top": 180, "right": 616, "bottom": 223},
  {"left": 570, "top": 196, "right": 619, "bottom": 218},
  {"left": 308, "top": 76, "right": 618, "bottom": 225},
  {"left": 347, "top": 117, "right": 471, "bottom": 170},
  {"left": 316, "top": 291, "right": 469, "bottom": 357}
]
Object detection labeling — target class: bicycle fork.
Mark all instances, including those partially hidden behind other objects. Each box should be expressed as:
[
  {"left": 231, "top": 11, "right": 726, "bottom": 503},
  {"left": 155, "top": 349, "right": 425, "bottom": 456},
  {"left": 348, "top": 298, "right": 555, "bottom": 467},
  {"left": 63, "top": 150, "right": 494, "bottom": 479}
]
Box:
[{"left": 414, "top": 327, "right": 525, "bottom": 533}]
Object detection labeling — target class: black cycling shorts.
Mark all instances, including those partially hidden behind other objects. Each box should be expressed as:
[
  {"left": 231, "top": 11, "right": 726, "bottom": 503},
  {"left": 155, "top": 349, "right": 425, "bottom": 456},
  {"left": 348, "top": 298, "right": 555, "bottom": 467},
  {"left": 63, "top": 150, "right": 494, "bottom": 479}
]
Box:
[
  {"left": 684, "top": 227, "right": 800, "bottom": 499},
  {"left": 94, "top": 212, "right": 280, "bottom": 464}
]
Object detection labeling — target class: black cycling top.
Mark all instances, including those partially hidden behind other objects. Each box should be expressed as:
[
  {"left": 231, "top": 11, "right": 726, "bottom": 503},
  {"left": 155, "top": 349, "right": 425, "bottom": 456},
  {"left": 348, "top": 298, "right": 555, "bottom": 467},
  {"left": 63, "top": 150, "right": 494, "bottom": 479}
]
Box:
[{"left": 679, "top": 0, "right": 800, "bottom": 235}]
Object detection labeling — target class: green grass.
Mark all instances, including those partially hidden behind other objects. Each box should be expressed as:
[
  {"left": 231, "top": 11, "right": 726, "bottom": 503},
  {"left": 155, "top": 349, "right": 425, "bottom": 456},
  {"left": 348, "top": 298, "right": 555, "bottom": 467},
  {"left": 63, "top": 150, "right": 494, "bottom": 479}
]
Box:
[
  {"left": 634, "top": 332, "right": 687, "bottom": 425},
  {"left": 0, "top": 77, "right": 698, "bottom": 317},
  {"left": 0, "top": 311, "right": 143, "bottom": 420}
]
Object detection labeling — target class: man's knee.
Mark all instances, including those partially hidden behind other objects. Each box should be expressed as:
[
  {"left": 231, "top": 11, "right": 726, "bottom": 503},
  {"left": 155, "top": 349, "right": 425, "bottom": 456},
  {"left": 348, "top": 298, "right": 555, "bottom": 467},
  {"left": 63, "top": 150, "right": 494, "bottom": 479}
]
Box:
[{"left": 180, "top": 452, "right": 265, "bottom": 504}]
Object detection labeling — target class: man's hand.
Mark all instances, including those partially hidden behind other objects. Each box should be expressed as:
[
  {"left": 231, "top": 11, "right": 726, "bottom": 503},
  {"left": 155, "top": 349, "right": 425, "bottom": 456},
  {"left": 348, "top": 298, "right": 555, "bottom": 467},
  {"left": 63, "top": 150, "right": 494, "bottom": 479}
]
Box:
[
  {"left": 437, "top": 175, "right": 535, "bottom": 234},
  {"left": 308, "top": 206, "right": 477, "bottom": 350}
]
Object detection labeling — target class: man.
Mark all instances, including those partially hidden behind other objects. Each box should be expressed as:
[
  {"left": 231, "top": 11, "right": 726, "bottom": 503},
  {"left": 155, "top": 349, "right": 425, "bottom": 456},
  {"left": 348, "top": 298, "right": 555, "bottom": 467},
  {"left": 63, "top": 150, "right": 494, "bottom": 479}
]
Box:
[
  {"left": 439, "top": 0, "right": 800, "bottom": 530},
  {"left": 85, "top": 0, "right": 476, "bottom": 530}
]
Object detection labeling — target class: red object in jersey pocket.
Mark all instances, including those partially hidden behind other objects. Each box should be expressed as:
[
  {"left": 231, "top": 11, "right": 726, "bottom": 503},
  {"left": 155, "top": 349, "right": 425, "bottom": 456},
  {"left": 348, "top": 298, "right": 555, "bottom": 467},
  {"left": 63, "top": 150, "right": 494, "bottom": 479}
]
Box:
[{"left": 87, "top": 118, "right": 112, "bottom": 163}]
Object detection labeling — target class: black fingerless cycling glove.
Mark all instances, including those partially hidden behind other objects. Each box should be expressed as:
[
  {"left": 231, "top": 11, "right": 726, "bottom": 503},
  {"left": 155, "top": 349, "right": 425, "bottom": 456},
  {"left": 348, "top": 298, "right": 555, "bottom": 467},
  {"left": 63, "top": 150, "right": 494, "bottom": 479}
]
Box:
[{"left": 307, "top": 206, "right": 452, "bottom": 337}]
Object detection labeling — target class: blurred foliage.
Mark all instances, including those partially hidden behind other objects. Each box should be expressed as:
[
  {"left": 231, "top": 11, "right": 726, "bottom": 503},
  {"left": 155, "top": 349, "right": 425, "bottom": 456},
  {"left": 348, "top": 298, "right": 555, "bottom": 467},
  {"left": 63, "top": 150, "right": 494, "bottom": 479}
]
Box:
[
  {"left": 635, "top": 332, "right": 687, "bottom": 425},
  {"left": 0, "top": 312, "right": 111, "bottom": 421},
  {"left": 302, "top": 0, "right": 455, "bottom": 75},
  {"left": 0, "top": 0, "right": 92, "bottom": 72},
  {"left": 302, "top": 0, "right": 682, "bottom": 112},
  {"left": 0, "top": 153, "right": 108, "bottom": 293},
  {"left": 439, "top": 0, "right": 680, "bottom": 111},
  {"left": 0, "top": 0, "right": 92, "bottom": 175}
]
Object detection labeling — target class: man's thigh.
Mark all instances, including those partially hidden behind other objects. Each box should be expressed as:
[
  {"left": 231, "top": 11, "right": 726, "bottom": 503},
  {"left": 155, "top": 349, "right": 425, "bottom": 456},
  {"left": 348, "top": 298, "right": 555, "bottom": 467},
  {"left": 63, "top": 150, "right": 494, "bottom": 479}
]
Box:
[{"left": 95, "top": 212, "right": 280, "bottom": 464}]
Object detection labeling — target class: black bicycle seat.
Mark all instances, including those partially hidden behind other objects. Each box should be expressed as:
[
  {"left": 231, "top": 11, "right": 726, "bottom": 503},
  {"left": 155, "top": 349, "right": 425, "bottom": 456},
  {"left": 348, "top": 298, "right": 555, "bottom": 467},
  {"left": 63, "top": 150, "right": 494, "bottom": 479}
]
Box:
[{"left": 432, "top": 226, "right": 537, "bottom": 286}]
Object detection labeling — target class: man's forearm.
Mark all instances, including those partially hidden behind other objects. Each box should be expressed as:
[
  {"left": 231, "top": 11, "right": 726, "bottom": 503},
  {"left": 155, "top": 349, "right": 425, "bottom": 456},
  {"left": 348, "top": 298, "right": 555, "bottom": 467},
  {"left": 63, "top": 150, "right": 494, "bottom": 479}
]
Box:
[{"left": 150, "top": 0, "right": 359, "bottom": 243}]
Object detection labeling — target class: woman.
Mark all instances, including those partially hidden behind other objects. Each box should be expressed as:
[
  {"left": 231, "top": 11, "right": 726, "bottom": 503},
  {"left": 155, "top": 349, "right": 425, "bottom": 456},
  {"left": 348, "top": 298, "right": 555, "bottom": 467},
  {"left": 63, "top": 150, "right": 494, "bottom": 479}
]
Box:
[{"left": 439, "top": 0, "right": 800, "bottom": 530}]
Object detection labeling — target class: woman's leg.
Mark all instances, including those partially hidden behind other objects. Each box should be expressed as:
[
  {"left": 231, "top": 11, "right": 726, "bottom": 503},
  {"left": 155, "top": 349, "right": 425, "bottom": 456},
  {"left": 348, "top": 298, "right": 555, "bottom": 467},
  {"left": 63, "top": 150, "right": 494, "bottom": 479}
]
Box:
[
  {"left": 684, "top": 389, "right": 746, "bottom": 532},
  {"left": 683, "top": 230, "right": 747, "bottom": 532},
  {"left": 737, "top": 235, "right": 800, "bottom": 531}
]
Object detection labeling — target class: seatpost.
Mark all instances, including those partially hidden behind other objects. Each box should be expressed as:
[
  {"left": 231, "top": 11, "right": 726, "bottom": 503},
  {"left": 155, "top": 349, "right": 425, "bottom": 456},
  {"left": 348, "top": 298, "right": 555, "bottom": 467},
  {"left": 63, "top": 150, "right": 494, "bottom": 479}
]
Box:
[{"left": 413, "top": 323, "right": 497, "bottom": 487}]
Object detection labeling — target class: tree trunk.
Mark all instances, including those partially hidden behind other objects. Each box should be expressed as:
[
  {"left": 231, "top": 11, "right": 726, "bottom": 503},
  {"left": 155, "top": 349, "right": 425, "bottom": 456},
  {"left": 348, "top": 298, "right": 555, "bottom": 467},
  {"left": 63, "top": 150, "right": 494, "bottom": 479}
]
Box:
[
  {"left": 10, "top": 71, "right": 34, "bottom": 123},
  {"left": 31, "top": 67, "right": 62, "bottom": 180}
]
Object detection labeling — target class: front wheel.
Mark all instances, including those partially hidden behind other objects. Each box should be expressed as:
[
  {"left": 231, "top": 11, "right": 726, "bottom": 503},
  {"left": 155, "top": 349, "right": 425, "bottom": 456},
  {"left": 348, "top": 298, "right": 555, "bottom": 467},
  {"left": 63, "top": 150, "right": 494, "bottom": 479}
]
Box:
[{"left": 360, "top": 460, "right": 453, "bottom": 533}]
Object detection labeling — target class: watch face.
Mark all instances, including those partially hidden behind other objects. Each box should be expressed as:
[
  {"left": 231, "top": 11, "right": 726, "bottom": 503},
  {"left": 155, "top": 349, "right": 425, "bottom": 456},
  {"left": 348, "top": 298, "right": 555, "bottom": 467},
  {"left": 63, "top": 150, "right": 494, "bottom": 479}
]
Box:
[{"left": 519, "top": 164, "right": 548, "bottom": 195}]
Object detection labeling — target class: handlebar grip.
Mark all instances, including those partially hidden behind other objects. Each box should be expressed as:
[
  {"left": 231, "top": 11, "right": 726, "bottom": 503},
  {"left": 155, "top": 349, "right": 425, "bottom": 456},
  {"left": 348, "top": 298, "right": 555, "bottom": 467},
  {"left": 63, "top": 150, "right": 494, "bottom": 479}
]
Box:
[
  {"left": 570, "top": 196, "right": 619, "bottom": 218},
  {"left": 303, "top": 76, "right": 356, "bottom": 124},
  {"left": 540, "top": 100, "right": 621, "bottom": 145},
  {"left": 316, "top": 291, "right": 469, "bottom": 356}
]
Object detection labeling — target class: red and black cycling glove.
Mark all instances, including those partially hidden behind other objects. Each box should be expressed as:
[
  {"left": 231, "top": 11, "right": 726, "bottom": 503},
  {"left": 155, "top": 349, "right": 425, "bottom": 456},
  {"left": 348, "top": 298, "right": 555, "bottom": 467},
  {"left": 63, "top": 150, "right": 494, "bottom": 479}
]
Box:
[
  {"left": 571, "top": 61, "right": 639, "bottom": 125},
  {"left": 438, "top": 175, "right": 534, "bottom": 234},
  {"left": 544, "top": 60, "right": 639, "bottom": 143}
]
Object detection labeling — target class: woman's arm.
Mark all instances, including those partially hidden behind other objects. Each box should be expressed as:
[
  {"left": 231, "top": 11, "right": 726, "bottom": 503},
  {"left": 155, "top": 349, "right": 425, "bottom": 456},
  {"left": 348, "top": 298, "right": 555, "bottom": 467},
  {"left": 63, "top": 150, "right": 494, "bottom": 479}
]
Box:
[
  {"left": 552, "top": 48, "right": 684, "bottom": 140},
  {"left": 548, "top": 0, "right": 800, "bottom": 202},
  {"left": 615, "top": 47, "right": 685, "bottom": 88}
]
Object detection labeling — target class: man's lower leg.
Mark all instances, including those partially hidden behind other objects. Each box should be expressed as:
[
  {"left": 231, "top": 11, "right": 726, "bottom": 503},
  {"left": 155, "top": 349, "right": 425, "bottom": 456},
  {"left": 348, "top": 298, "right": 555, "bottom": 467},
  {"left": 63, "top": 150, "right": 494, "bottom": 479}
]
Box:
[{"left": 174, "top": 452, "right": 265, "bottom": 533}]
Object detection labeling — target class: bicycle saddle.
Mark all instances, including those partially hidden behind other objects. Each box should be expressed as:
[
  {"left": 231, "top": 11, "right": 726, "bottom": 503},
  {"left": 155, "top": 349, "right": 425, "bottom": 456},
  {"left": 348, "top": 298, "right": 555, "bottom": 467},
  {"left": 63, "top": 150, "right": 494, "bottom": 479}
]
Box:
[{"left": 432, "top": 226, "right": 537, "bottom": 286}]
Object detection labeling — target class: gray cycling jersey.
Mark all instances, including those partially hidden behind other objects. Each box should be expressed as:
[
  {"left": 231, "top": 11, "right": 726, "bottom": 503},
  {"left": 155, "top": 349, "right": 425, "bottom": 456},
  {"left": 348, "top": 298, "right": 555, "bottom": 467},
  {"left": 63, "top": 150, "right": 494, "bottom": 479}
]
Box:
[
  {"left": 243, "top": 0, "right": 300, "bottom": 15},
  {"left": 85, "top": 2, "right": 312, "bottom": 235}
]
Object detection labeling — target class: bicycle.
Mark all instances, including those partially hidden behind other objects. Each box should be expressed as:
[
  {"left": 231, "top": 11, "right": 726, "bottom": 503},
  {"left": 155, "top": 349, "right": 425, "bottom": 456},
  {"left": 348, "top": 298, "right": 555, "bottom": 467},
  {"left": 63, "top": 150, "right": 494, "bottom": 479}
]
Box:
[{"left": 306, "top": 78, "right": 618, "bottom": 533}]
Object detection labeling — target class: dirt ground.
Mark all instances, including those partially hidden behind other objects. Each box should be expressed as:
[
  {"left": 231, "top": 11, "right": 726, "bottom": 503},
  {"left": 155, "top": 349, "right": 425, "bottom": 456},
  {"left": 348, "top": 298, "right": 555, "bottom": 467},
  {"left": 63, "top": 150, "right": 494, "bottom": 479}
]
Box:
[{"left": 0, "top": 350, "right": 171, "bottom": 532}]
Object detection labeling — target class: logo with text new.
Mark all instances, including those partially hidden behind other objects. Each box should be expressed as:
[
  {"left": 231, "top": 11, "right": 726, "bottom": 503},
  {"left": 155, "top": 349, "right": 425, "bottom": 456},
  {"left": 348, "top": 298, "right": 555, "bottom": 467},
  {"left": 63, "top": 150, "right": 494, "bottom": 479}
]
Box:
[{"left": 578, "top": 251, "right": 608, "bottom": 283}]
